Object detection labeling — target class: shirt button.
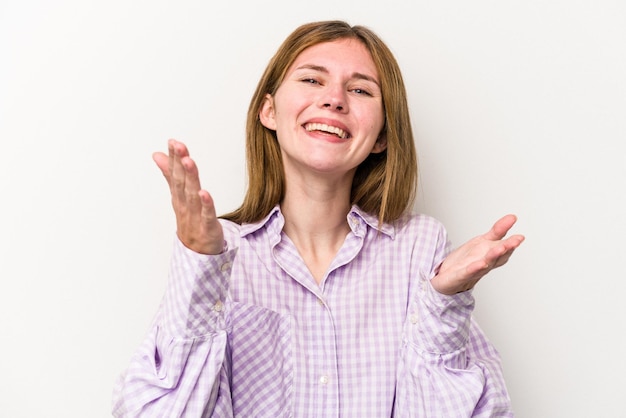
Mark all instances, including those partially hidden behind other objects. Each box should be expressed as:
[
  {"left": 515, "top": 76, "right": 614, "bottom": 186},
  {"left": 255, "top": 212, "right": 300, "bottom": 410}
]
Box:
[
  {"left": 319, "top": 375, "right": 329, "bottom": 385},
  {"left": 220, "top": 262, "right": 232, "bottom": 272},
  {"left": 317, "top": 298, "right": 325, "bottom": 307},
  {"left": 213, "top": 300, "right": 224, "bottom": 312},
  {"left": 410, "top": 312, "right": 418, "bottom": 324}
]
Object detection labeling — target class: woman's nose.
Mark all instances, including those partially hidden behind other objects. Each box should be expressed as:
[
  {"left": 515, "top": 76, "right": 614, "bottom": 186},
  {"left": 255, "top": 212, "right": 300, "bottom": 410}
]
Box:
[{"left": 319, "top": 85, "right": 347, "bottom": 112}]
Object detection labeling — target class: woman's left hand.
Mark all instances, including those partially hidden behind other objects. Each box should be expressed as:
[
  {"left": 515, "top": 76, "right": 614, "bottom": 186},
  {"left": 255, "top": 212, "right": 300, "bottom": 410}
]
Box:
[{"left": 431, "top": 215, "right": 525, "bottom": 295}]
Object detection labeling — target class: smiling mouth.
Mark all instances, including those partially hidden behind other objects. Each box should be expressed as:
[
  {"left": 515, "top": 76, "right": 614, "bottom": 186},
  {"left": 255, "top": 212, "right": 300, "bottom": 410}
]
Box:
[{"left": 304, "top": 123, "right": 349, "bottom": 139}]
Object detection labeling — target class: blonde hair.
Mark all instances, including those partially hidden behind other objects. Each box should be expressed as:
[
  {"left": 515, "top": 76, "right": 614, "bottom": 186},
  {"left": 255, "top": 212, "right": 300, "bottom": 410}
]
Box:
[{"left": 222, "top": 20, "right": 417, "bottom": 225}]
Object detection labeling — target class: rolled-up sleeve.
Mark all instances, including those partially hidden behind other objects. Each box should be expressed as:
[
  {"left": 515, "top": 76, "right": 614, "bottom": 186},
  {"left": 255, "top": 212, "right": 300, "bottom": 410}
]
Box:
[
  {"left": 112, "top": 238, "right": 237, "bottom": 418},
  {"left": 396, "top": 278, "right": 513, "bottom": 417}
]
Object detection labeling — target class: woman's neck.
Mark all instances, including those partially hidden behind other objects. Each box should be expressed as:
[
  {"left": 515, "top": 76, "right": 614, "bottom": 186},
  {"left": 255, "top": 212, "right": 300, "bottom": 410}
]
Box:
[{"left": 280, "top": 173, "right": 354, "bottom": 284}]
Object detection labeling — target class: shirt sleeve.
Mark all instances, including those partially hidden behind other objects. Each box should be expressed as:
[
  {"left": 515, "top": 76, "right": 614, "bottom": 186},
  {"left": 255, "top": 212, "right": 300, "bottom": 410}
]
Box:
[
  {"left": 112, "top": 238, "right": 237, "bottom": 418},
  {"left": 396, "top": 278, "right": 513, "bottom": 417}
]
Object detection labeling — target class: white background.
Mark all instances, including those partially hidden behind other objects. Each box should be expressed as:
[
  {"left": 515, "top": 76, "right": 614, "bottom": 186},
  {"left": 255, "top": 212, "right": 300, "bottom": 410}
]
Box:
[{"left": 1, "top": 0, "right": 625, "bottom": 416}]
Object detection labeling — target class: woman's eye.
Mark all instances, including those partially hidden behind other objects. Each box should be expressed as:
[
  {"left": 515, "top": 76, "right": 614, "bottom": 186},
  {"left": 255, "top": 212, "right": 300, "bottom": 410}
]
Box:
[
  {"left": 352, "top": 88, "right": 372, "bottom": 96},
  {"left": 302, "top": 78, "right": 319, "bottom": 85}
]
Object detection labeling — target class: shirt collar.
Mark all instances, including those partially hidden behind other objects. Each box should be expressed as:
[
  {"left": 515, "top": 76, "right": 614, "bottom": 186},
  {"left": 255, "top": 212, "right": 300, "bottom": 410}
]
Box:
[
  {"left": 239, "top": 205, "right": 283, "bottom": 237},
  {"left": 239, "top": 204, "right": 396, "bottom": 239},
  {"left": 348, "top": 205, "right": 396, "bottom": 238}
]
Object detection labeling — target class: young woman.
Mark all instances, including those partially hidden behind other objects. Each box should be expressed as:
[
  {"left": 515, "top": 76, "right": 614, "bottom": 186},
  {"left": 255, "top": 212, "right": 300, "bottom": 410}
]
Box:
[{"left": 113, "top": 20, "right": 524, "bottom": 417}]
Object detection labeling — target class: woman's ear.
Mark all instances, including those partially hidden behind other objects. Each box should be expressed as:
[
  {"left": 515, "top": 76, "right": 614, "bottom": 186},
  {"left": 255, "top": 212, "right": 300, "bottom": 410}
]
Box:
[
  {"left": 259, "top": 94, "right": 277, "bottom": 130},
  {"left": 371, "top": 133, "right": 388, "bottom": 154}
]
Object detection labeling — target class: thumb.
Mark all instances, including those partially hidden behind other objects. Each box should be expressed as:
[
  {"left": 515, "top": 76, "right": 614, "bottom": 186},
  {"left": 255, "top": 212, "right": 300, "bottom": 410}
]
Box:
[
  {"left": 152, "top": 152, "right": 171, "bottom": 184},
  {"left": 485, "top": 214, "right": 518, "bottom": 241}
]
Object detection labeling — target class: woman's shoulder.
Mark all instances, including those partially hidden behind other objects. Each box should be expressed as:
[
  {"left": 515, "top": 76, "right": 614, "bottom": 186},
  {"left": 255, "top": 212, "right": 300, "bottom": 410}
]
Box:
[{"left": 393, "top": 211, "right": 447, "bottom": 238}]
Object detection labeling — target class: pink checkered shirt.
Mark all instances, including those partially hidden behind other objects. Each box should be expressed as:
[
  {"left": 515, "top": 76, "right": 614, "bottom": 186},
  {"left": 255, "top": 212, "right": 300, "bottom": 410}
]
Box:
[{"left": 113, "top": 205, "right": 513, "bottom": 417}]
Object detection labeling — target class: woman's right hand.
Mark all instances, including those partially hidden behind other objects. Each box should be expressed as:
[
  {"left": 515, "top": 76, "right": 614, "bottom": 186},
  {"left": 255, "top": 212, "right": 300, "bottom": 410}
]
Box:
[{"left": 153, "top": 139, "right": 225, "bottom": 255}]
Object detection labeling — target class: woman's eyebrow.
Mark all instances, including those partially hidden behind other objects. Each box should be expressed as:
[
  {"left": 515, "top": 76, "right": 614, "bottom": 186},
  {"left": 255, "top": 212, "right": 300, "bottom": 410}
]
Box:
[{"left": 294, "top": 64, "right": 380, "bottom": 86}]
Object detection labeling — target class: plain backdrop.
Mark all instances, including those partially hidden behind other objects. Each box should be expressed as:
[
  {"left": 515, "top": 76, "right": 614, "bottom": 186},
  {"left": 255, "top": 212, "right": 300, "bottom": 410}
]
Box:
[{"left": 1, "top": 0, "right": 625, "bottom": 416}]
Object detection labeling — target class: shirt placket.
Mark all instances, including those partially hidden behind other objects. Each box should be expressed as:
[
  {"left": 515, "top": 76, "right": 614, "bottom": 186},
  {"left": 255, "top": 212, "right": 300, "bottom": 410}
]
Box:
[
  {"left": 268, "top": 213, "right": 368, "bottom": 417},
  {"left": 311, "top": 292, "right": 340, "bottom": 417}
]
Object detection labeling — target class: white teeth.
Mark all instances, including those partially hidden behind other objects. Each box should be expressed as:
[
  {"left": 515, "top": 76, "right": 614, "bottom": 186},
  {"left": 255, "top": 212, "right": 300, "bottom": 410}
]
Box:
[{"left": 304, "top": 123, "right": 348, "bottom": 139}]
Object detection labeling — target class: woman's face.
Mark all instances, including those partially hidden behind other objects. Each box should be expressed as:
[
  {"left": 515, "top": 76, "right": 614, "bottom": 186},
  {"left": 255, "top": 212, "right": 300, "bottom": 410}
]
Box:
[{"left": 260, "top": 38, "right": 386, "bottom": 179}]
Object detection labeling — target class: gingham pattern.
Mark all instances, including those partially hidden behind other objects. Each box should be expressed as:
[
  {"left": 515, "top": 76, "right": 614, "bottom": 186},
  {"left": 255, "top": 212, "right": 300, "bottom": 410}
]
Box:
[{"left": 113, "top": 206, "right": 513, "bottom": 417}]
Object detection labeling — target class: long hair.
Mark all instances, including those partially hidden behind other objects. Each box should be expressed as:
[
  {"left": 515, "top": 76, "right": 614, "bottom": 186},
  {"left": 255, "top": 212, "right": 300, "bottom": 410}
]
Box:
[{"left": 222, "top": 21, "right": 417, "bottom": 225}]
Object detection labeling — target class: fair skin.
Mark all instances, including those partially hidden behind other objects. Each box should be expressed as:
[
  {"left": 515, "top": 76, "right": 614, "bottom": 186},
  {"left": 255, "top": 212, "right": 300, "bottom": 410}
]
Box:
[
  {"left": 258, "top": 39, "right": 387, "bottom": 281},
  {"left": 153, "top": 38, "right": 524, "bottom": 293}
]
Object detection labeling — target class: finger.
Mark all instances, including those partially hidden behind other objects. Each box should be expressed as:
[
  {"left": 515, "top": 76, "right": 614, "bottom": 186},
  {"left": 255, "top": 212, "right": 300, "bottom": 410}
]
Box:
[
  {"left": 169, "top": 139, "right": 190, "bottom": 203},
  {"left": 484, "top": 214, "right": 518, "bottom": 241},
  {"left": 497, "top": 234, "right": 525, "bottom": 254},
  {"left": 483, "top": 236, "right": 519, "bottom": 265},
  {"left": 485, "top": 235, "right": 524, "bottom": 269},
  {"left": 182, "top": 156, "right": 202, "bottom": 199},
  {"left": 494, "top": 249, "right": 516, "bottom": 268},
  {"left": 465, "top": 258, "right": 492, "bottom": 277},
  {"left": 152, "top": 152, "right": 170, "bottom": 184},
  {"left": 505, "top": 234, "right": 525, "bottom": 249},
  {"left": 198, "top": 190, "right": 226, "bottom": 254},
  {"left": 199, "top": 189, "right": 218, "bottom": 223}
]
